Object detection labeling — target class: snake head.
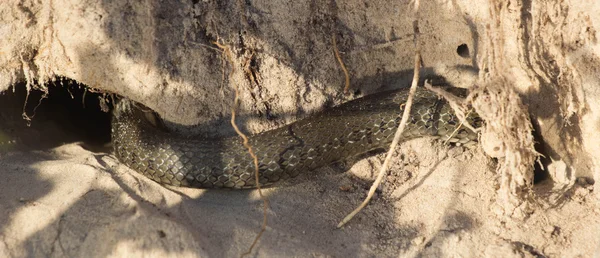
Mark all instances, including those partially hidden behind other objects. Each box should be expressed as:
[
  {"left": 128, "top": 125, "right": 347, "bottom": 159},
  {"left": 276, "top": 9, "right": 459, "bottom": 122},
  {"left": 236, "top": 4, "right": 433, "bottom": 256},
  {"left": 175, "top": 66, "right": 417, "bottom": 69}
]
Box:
[{"left": 113, "top": 98, "right": 165, "bottom": 129}]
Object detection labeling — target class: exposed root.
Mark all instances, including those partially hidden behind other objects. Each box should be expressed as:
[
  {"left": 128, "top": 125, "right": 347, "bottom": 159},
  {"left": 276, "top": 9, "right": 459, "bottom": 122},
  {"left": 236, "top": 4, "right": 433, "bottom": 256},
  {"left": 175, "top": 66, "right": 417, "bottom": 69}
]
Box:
[
  {"left": 477, "top": 0, "right": 541, "bottom": 218},
  {"left": 470, "top": 78, "right": 539, "bottom": 218},
  {"left": 424, "top": 81, "right": 480, "bottom": 134},
  {"left": 332, "top": 34, "right": 351, "bottom": 94},
  {"left": 427, "top": 67, "right": 539, "bottom": 218},
  {"left": 213, "top": 40, "right": 269, "bottom": 257}
]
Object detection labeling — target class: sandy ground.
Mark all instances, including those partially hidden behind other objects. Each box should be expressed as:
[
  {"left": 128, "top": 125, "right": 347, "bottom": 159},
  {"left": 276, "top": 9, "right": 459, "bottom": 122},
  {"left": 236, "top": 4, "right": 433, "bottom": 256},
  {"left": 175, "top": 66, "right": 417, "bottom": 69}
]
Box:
[
  {"left": 2, "top": 0, "right": 600, "bottom": 257},
  {"left": 1, "top": 129, "right": 599, "bottom": 257},
  {"left": 0, "top": 88, "right": 599, "bottom": 257}
]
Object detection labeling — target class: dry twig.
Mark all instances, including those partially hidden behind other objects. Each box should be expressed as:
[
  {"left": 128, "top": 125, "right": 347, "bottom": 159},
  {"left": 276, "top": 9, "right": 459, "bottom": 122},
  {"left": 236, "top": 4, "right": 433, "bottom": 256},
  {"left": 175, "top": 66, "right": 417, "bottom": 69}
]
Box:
[{"left": 338, "top": 0, "right": 422, "bottom": 227}]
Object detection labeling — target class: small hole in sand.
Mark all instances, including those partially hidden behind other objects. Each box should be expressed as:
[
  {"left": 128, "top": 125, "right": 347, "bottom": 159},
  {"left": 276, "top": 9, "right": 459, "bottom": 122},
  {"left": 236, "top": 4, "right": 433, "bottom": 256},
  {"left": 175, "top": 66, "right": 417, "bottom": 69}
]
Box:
[
  {"left": 530, "top": 121, "right": 551, "bottom": 184},
  {"left": 457, "top": 44, "right": 470, "bottom": 58}
]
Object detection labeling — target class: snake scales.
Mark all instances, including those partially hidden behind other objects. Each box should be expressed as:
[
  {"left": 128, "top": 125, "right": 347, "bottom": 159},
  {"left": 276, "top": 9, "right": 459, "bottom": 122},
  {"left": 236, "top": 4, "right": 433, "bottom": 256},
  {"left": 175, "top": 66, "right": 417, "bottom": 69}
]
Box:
[{"left": 112, "top": 86, "right": 481, "bottom": 189}]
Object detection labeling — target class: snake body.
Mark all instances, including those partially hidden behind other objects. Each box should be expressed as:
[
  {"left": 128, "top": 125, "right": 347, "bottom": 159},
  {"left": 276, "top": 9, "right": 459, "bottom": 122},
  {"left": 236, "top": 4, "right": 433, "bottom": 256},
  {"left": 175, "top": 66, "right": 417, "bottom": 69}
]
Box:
[{"left": 112, "top": 87, "right": 481, "bottom": 189}]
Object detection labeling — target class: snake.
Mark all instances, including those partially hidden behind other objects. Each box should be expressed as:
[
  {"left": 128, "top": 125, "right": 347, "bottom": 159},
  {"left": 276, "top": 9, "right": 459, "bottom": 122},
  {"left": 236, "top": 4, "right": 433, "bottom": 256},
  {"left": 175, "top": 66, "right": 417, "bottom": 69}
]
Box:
[{"left": 111, "top": 86, "right": 482, "bottom": 189}]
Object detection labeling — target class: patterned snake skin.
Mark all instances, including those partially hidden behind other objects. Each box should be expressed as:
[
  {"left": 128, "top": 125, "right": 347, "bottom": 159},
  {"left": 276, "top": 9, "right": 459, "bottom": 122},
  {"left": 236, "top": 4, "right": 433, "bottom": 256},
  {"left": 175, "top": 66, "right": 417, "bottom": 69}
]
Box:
[{"left": 112, "top": 87, "right": 481, "bottom": 189}]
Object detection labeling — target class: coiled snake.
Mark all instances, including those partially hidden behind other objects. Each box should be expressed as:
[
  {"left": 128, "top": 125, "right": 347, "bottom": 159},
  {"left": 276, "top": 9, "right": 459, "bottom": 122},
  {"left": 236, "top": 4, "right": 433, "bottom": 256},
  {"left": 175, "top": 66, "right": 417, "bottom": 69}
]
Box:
[{"left": 112, "top": 86, "right": 481, "bottom": 189}]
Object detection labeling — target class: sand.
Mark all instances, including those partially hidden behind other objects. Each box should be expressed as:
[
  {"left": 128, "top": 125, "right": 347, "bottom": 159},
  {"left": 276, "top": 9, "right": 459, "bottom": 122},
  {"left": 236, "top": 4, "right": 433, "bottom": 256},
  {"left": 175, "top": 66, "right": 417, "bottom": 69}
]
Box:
[{"left": 2, "top": 0, "right": 600, "bottom": 257}]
